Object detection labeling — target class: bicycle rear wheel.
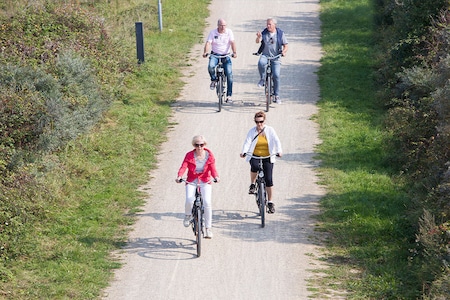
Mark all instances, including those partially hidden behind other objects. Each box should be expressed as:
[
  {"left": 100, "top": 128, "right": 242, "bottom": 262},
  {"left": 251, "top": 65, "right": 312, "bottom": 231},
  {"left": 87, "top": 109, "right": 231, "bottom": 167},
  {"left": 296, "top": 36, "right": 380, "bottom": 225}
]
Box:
[
  {"left": 258, "top": 181, "right": 266, "bottom": 228},
  {"left": 265, "top": 76, "right": 271, "bottom": 112},
  {"left": 195, "top": 206, "right": 202, "bottom": 257},
  {"left": 217, "top": 76, "right": 224, "bottom": 112}
]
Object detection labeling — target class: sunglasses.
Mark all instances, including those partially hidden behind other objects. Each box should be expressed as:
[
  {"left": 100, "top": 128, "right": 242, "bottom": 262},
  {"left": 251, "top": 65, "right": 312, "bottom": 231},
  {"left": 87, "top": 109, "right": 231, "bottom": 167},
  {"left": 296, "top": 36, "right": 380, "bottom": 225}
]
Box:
[
  {"left": 195, "top": 143, "right": 205, "bottom": 147},
  {"left": 255, "top": 120, "right": 265, "bottom": 124},
  {"left": 269, "top": 37, "right": 274, "bottom": 44}
]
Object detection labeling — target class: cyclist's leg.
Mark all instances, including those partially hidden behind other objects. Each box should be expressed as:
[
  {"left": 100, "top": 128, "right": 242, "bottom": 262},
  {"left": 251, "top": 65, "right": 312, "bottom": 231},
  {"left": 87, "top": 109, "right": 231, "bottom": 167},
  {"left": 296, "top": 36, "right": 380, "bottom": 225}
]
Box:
[
  {"left": 185, "top": 184, "right": 196, "bottom": 215},
  {"left": 200, "top": 183, "right": 213, "bottom": 228},
  {"left": 263, "top": 159, "right": 274, "bottom": 200},
  {"left": 249, "top": 158, "right": 259, "bottom": 183},
  {"left": 224, "top": 57, "right": 233, "bottom": 96},
  {"left": 248, "top": 159, "right": 259, "bottom": 193},
  {"left": 258, "top": 55, "right": 268, "bottom": 80},
  {"left": 208, "top": 56, "right": 219, "bottom": 81},
  {"left": 272, "top": 60, "right": 281, "bottom": 96}
]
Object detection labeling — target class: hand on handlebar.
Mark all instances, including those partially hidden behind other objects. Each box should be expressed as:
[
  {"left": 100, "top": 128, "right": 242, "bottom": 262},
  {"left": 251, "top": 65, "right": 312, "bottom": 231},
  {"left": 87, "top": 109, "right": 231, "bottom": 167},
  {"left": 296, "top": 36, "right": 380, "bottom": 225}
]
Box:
[
  {"left": 241, "top": 153, "right": 281, "bottom": 158},
  {"left": 176, "top": 177, "right": 219, "bottom": 184}
]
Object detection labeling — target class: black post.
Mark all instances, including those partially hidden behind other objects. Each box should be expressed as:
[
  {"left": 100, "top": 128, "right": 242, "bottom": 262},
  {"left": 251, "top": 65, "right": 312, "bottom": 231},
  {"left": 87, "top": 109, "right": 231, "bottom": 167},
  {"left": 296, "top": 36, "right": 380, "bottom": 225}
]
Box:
[{"left": 135, "top": 22, "right": 144, "bottom": 64}]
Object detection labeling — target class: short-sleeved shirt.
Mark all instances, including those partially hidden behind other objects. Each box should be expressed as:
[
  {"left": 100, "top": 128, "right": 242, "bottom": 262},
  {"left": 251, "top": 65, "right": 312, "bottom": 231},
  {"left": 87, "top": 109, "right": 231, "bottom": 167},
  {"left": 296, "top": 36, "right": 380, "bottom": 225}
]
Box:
[{"left": 206, "top": 28, "right": 235, "bottom": 55}]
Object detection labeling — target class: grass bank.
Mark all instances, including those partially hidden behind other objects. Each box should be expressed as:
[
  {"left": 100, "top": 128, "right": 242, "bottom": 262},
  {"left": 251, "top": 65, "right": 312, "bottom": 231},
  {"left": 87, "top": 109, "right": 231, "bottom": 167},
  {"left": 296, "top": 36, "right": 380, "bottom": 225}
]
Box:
[
  {"left": 315, "top": 0, "right": 419, "bottom": 298},
  {"left": 1, "top": 0, "right": 209, "bottom": 299}
]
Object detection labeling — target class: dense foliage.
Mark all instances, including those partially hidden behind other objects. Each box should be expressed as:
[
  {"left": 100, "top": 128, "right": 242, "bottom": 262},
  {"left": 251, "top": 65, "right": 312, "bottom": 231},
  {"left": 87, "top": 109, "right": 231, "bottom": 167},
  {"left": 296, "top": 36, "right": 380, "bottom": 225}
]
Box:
[
  {"left": 375, "top": 0, "right": 450, "bottom": 298},
  {"left": 0, "top": 1, "right": 133, "bottom": 282}
]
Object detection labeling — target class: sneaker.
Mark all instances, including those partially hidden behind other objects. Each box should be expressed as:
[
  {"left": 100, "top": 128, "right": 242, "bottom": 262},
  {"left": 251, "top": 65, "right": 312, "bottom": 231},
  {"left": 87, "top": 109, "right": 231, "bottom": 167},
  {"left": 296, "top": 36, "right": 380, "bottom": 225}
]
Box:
[
  {"left": 210, "top": 81, "right": 217, "bottom": 90},
  {"left": 267, "top": 202, "right": 275, "bottom": 214},
  {"left": 183, "top": 215, "right": 191, "bottom": 227},
  {"left": 205, "top": 228, "right": 213, "bottom": 239},
  {"left": 273, "top": 96, "right": 281, "bottom": 104},
  {"left": 226, "top": 96, "right": 233, "bottom": 103},
  {"left": 257, "top": 79, "right": 265, "bottom": 88},
  {"left": 248, "top": 183, "right": 256, "bottom": 194}
]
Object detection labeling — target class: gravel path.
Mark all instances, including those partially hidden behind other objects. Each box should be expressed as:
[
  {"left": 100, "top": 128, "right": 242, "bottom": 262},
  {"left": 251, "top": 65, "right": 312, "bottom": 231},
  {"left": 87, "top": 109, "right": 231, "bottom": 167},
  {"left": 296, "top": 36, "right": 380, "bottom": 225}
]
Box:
[{"left": 102, "top": 0, "right": 324, "bottom": 299}]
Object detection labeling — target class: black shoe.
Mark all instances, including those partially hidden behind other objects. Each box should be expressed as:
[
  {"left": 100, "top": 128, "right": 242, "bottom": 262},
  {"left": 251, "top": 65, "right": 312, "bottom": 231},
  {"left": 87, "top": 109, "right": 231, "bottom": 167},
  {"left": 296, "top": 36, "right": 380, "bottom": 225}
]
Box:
[
  {"left": 248, "top": 183, "right": 256, "bottom": 194},
  {"left": 267, "top": 202, "right": 275, "bottom": 213}
]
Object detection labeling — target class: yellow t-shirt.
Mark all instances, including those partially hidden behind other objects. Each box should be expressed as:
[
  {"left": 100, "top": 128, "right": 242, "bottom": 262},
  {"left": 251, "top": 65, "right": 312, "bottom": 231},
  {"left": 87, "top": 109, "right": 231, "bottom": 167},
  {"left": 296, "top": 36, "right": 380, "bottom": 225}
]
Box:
[{"left": 253, "top": 134, "right": 270, "bottom": 156}]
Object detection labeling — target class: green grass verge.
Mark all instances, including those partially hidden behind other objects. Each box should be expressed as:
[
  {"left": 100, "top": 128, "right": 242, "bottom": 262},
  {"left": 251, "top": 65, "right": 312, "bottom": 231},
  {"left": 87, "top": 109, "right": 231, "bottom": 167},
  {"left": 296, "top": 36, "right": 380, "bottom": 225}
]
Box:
[
  {"left": 315, "top": 0, "right": 420, "bottom": 298},
  {"left": 1, "top": 0, "right": 209, "bottom": 299}
]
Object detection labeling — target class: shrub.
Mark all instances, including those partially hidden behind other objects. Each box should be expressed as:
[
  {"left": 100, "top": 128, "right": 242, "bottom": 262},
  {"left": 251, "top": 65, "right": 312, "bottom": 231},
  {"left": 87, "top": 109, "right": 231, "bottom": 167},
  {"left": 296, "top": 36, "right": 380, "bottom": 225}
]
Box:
[{"left": 38, "top": 52, "right": 109, "bottom": 152}]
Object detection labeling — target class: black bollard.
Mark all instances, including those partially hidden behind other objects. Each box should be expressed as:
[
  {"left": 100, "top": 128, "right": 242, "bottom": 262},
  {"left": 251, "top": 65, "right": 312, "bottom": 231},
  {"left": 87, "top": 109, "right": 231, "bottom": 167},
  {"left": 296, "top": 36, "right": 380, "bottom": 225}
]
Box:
[{"left": 135, "top": 22, "right": 144, "bottom": 64}]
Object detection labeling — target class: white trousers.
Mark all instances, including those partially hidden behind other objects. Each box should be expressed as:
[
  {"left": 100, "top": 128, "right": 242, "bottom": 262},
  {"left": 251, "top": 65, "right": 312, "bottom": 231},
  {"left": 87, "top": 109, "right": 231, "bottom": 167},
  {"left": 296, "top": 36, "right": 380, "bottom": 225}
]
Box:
[{"left": 185, "top": 183, "right": 212, "bottom": 228}]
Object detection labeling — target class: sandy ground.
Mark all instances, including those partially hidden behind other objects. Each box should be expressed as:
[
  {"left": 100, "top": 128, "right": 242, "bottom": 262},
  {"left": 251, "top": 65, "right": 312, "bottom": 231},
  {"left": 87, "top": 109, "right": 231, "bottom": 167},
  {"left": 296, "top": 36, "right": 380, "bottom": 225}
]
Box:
[{"left": 102, "top": 0, "right": 325, "bottom": 299}]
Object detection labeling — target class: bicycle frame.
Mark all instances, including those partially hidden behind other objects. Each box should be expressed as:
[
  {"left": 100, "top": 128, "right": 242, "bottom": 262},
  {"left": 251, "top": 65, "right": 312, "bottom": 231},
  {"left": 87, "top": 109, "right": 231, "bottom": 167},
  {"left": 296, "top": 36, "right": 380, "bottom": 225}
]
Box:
[
  {"left": 244, "top": 153, "right": 277, "bottom": 228},
  {"left": 264, "top": 54, "right": 282, "bottom": 112},
  {"left": 179, "top": 179, "right": 214, "bottom": 257},
  {"left": 208, "top": 53, "right": 231, "bottom": 112},
  {"left": 253, "top": 53, "right": 282, "bottom": 112}
]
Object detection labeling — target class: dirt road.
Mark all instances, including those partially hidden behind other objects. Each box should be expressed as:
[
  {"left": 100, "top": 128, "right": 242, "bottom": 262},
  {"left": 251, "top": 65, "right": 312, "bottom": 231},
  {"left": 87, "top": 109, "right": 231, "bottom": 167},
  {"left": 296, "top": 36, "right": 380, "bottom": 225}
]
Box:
[{"left": 102, "top": 0, "right": 324, "bottom": 299}]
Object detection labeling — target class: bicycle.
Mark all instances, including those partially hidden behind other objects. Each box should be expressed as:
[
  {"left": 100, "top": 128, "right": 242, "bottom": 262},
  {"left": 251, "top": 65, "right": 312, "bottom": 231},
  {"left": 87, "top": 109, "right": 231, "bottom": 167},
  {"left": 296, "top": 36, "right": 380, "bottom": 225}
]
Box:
[
  {"left": 178, "top": 178, "right": 216, "bottom": 257},
  {"left": 253, "top": 53, "right": 282, "bottom": 112},
  {"left": 244, "top": 153, "right": 278, "bottom": 228},
  {"left": 207, "top": 53, "right": 232, "bottom": 112}
]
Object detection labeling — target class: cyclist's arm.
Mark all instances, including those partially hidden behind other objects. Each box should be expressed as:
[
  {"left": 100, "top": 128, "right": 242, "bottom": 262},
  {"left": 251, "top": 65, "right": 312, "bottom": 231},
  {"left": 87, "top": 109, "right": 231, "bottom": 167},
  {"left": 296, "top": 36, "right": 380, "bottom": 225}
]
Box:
[
  {"left": 230, "top": 40, "right": 237, "bottom": 58},
  {"left": 270, "top": 128, "right": 283, "bottom": 157},
  {"left": 281, "top": 43, "right": 288, "bottom": 57},
  {"left": 203, "top": 41, "right": 211, "bottom": 58},
  {"left": 255, "top": 31, "right": 262, "bottom": 43},
  {"left": 240, "top": 129, "right": 256, "bottom": 158}
]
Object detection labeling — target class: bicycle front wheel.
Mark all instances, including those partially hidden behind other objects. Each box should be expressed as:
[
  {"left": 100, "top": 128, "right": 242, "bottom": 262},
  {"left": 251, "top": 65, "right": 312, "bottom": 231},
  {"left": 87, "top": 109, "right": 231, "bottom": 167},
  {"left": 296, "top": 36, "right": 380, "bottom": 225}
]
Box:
[
  {"left": 217, "top": 76, "right": 224, "bottom": 112},
  {"left": 258, "top": 181, "right": 266, "bottom": 228},
  {"left": 195, "top": 206, "right": 202, "bottom": 257}
]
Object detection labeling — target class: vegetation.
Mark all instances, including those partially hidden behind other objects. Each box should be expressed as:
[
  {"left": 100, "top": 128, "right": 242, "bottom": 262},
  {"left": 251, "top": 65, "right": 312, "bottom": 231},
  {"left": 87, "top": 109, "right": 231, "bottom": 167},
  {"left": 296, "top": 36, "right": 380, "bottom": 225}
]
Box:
[
  {"left": 316, "top": 0, "right": 449, "bottom": 298},
  {"left": 0, "top": 0, "right": 208, "bottom": 298}
]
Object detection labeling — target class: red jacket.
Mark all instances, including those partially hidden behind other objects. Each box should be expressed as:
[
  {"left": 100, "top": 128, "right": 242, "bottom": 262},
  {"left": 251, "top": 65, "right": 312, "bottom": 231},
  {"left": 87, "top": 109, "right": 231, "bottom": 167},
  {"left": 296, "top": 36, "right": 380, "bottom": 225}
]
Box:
[{"left": 177, "top": 148, "right": 219, "bottom": 183}]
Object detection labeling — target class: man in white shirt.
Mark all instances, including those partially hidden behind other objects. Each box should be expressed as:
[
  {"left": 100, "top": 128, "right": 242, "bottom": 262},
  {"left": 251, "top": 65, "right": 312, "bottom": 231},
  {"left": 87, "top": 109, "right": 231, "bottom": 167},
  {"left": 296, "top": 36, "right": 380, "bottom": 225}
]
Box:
[{"left": 203, "top": 19, "right": 237, "bottom": 103}]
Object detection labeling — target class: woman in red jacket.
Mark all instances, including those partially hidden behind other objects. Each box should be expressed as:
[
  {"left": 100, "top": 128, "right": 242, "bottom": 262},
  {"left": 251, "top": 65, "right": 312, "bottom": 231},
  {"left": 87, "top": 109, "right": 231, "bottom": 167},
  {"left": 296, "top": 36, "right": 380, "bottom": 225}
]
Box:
[{"left": 176, "top": 135, "right": 220, "bottom": 239}]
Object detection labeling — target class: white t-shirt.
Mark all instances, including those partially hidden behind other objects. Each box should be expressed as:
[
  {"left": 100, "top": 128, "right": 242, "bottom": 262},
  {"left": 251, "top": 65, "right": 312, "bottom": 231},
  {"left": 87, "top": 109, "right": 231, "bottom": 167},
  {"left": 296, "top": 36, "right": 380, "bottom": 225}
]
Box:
[{"left": 206, "top": 28, "right": 235, "bottom": 55}]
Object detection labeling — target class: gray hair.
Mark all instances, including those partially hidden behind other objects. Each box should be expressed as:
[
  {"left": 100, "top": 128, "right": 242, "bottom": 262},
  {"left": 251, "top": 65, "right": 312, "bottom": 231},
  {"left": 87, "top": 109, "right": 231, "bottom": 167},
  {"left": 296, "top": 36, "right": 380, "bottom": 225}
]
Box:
[
  {"left": 192, "top": 135, "right": 207, "bottom": 146},
  {"left": 267, "top": 18, "right": 277, "bottom": 25}
]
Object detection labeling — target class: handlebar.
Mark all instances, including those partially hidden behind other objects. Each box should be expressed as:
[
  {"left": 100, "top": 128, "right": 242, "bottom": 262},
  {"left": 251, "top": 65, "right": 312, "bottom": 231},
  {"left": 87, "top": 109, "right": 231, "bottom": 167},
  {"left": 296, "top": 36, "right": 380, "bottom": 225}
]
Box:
[
  {"left": 252, "top": 53, "right": 283, "bottom": 60},
  {"left": 177, "top": 178, "right": 218, "bottom": 184},
  {"left": 206, "top": 53, "right": 234, "bottom": 59},
  {"left": 242, "top": 153, "right": 280, "bottom": 159}
]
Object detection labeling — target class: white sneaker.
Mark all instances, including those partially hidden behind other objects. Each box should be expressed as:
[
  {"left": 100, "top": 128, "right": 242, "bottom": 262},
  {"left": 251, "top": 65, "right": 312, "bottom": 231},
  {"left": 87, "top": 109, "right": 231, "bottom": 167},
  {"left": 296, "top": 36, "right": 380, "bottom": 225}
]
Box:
[
  {"left": 205, "top": 228, "right": 213, "bottom": 239},
  {"left": 274, "top": 96, "right": 281, "bottom": 104},
  {"left": 226, "top": 96, "right": 233, "bottom": 103},
  {"left": 183, "top": 215, "right": 191, "bottom": 227}
]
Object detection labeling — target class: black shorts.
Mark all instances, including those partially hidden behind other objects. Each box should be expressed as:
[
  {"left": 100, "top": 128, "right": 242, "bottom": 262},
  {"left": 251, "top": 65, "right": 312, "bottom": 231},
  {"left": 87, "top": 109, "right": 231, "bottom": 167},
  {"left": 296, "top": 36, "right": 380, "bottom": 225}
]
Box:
[{"left": 250, "top": 157, "right": 274, "bottom": 187}]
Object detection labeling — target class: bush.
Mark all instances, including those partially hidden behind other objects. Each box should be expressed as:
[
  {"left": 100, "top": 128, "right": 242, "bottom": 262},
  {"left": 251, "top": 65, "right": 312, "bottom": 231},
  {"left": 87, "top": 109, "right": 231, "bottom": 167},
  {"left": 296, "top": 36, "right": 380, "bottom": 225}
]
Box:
[
  {"left": 38, "top": 52, "right": 109, "bottom": 152},
  {"left": 0, "top": 2, "right": 134, "bottom": 286},
  {"left": 379, "top": 4, "right": 450, "bottom": 298}
]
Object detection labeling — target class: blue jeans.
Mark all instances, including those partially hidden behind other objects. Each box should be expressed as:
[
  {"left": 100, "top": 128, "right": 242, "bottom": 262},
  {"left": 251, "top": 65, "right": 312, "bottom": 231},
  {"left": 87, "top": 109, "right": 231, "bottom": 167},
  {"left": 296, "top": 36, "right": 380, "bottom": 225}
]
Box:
[
  {"left": 208, "top": 56, "right": 233, "bottom": 97},
  {"left": 258, "top": 56, "right": 281, "bottom": 96}
]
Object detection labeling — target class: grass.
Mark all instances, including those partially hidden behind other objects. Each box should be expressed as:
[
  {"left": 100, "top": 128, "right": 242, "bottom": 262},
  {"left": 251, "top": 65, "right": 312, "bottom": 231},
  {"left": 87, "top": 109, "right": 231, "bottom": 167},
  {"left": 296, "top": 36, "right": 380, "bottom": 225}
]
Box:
[
  {"left": 314, "top": 0, "right": 420, "bottom": 298},
  {"left": 0, "top": 0, "right": 209, "bottom": 299}
]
